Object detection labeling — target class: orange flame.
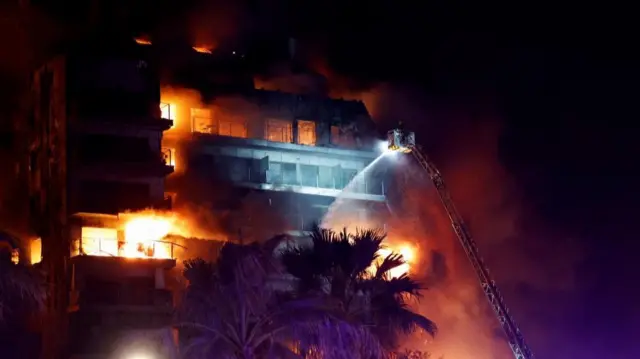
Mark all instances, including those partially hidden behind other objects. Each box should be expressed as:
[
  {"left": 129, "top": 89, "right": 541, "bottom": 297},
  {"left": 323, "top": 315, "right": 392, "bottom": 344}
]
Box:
[
  {"left": 192, "top": 46, "right": 212, "bottom": 54},
  {"left": 368, "top": 240, "right": 418, "bottom": 278},
  {"left": 134, "top": 38, "right": 152, "bottom": 45},
  {"left": 75, "top": 210, "right": 195, "bottom": 260}
]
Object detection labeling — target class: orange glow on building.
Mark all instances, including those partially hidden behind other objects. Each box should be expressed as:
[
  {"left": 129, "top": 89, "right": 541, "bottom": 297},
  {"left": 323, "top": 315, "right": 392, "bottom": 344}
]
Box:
[
  {"left": 73, "top": 211, "right": 194, "bottom": 260},
  {"left": 121, "top": 215, "right": 174, "bottom": 259},
  {"left": 30, "top": 238, "right": 42, "bottom": 264}
]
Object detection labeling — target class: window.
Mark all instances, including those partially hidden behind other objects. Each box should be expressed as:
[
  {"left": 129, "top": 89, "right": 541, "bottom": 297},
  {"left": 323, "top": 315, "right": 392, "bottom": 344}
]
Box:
[
  {"left": 159, "top": 102, "right": 176, "bottom": 121},
  {"left": 266, "top": 119, "right": 293, "bottom": 143},
  {"left": 77, "top": 227, "right": 119, "bottom": 257},
  {"left": 341, "top": 168, "right": 358, "bottom": 190},
  {"left": 300, "top": 164, "right": 319, "bottom": 187},
  {"left": 191, "top": 108, "right": 213, "bottom": 133},
  {"left": 331, "top": 125, "right": 355, "bottom": 147},
  {"left": 219, "top": 116, "right": 248, "bottom": 138},
  {"left": 191, "top": 108, "right": 247, "bottom": 138},
  {"left": 297, "top": 120, "right": 316, "bottom": 146},
  {"left": 30, "top": 238, "right": 42, "bottom": 264}
]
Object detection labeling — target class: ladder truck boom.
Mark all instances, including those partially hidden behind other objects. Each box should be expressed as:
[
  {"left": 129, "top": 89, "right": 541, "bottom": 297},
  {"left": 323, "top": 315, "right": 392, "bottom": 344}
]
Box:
[{"left": 386, "top": 128, "right": 535, "bottom": 359}]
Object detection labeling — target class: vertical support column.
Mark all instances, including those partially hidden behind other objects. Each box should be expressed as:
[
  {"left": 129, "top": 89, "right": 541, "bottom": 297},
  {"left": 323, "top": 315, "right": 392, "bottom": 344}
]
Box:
[{"left": 292, "top": 119, "right": 299, "bottom": 144}]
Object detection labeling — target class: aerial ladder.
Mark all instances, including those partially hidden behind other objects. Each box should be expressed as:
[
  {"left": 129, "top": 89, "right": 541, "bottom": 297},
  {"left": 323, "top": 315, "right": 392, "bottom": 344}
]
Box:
[{"left": 386, "top": 128, "right": 535, "bottom": 359}]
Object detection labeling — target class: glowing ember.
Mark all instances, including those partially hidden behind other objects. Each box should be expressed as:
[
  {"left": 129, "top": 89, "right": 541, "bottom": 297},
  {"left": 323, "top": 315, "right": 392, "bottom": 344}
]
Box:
[
  {"left": 134, "top": 38, "right": 152, "bottom": 45},
  {"left": 192, "top": 46, "right": 212, "bottom": 54}
]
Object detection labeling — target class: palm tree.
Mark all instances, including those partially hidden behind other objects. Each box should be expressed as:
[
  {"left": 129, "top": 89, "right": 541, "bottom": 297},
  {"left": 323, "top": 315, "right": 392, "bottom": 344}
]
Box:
[
  {"left": 176, "top": 236, "right": 383, "bottom": 359},
  {"left": 281, "top": 227, "right": 437, "bottom": 351}
]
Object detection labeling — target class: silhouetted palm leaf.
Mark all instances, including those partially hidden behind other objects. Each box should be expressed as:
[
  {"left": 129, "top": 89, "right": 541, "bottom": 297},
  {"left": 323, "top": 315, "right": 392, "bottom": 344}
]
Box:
[
  {"left": 178, "top": 240, "right": 383, "bottom": 359},
  {"left": 376, "top": 253, "right": 406, "bottom": 279},
  {"left": 282, "top": 227, "right": 437, "bottom": 351}
]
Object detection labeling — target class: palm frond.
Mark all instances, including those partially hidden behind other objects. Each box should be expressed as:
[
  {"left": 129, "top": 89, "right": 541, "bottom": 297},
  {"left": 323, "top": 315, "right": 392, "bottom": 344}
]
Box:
[
  {"left": 396, "top": 308, "right": 437, "bottom": 337},
  {"left": 281, "top": 227, "right": 438, "bottom": 353},
  {"left": 179, "top": 240, "right": 383, "bottom": 359},
  {"left": 376, "top": 253, "right": 406, "bottom": 279},
  {"left": 381, "top": 274, "right": 424, "bottom": 297}
]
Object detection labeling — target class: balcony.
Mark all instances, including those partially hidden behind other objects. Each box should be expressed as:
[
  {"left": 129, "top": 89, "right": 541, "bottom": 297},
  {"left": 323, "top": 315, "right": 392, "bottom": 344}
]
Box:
[
  {"left": 222, "top": 165, "right": 386, "bottom": 202},
  {"left": 161, "top": 147, "right": 176, "bottom": 168},
  {"left": 71, "top": 236, "right": 183, "bottom": 260}
]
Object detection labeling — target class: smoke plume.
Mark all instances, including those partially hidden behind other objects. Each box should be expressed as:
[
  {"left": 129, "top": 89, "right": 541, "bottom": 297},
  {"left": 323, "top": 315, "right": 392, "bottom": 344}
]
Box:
[{"left": 319, "top": 80, "right": 584, "bottom": 357}]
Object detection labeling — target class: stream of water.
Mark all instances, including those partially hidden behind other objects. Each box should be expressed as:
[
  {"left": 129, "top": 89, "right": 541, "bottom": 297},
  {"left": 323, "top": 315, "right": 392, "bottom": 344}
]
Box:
[{"left": 321, "top": 153, "right": 389, "bottom": 230}]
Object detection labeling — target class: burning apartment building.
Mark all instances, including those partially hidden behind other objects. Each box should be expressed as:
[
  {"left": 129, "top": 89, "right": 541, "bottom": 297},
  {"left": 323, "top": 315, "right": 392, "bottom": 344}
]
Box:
[
  {"left": 162, "top": 88, "right": 388, "bottom": 242},
  {"left": 21, "top": 33, "right": 389, "bottom": 358}
]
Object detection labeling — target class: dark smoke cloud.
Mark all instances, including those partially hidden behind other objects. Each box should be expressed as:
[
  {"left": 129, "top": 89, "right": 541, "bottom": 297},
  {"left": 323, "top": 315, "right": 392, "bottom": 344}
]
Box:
[{"left": 364, "top": 85, "right": 586, "bottom": 358}]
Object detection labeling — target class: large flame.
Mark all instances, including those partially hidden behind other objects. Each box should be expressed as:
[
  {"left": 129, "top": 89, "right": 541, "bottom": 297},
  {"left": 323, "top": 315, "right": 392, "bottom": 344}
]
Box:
[
  {"left": 369, "top": 240, "right": 418, "bottom": 278},
  {"left": 76, "top": 211, "right": 195, "bottom": 260},
  {"left": 121, "top": 215, "right": 174, "bottom": 259}
]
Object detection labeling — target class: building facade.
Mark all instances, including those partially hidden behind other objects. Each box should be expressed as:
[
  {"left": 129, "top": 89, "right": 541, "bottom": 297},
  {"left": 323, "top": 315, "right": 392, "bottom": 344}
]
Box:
[
  {"left": 27, "top": 38, "right": 179, "bottom": 359},
  {"left": 23, "top": 35, "right": 390, "bottom": 358},
  {"left": 163, "top": 88, "right": 389, "bottom": 242}
]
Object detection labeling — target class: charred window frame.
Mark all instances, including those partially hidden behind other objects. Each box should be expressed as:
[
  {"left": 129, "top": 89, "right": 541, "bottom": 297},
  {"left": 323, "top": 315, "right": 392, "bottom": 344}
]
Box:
[
  {"left": 265, "top": 119, "right": 293, "bottom": 143},
  {"left": 218, "top": 116, "right": 248, "bottom": 138},
  {"left": 297, "top": 120, "right": 316, "bottom": 146},
  {"left": 190, "top": 108, "right": 213, "bottom": 134},
  {"left": 300, "top": 164, "right": 319, "bottom": 187},
  {"left": 330, "top": 125, "right": 355, "bottom": 148}
]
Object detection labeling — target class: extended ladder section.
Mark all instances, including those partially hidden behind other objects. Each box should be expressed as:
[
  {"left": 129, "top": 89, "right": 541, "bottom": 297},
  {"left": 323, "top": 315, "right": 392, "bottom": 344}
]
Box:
[{"left": 409, "top": 145, "right": 535, "bottom": 359}]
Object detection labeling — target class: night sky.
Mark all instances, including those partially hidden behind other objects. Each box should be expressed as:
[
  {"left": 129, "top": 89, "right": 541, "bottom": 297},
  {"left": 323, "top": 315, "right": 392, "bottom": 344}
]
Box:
[
  {"left": 3, "top": 1, "right": 640, "bottom": 358},
  {"left": 294, "top": 3, "right": 640, "bottom": 357}
]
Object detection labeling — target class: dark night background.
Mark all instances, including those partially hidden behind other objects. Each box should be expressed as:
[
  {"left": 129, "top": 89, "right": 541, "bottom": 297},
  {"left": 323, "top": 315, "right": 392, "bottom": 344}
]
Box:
[{"left": 2, "top": 1, "right": 639, "bottom": 358}]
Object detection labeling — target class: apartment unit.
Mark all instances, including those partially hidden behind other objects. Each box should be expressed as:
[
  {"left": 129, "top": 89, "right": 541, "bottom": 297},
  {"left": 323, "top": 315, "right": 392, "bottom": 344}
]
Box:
[
  {"left": 163, "top": 88, "right": 389, "bottom": 242},
  {"left": 27, "top": 37, "right": 179, "bottom": 358}
]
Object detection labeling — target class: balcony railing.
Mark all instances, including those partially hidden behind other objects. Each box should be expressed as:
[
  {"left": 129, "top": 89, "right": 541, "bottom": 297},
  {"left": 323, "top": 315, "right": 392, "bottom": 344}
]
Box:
[
  {"left": 161, "top": 147, "right": 175, "bottom": 167},
  {"left": 71, "top": 237, "right": 183, "bottom": 260},
  {"left": 245, "top": 167, "right": 385, "bottom": 196}
]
